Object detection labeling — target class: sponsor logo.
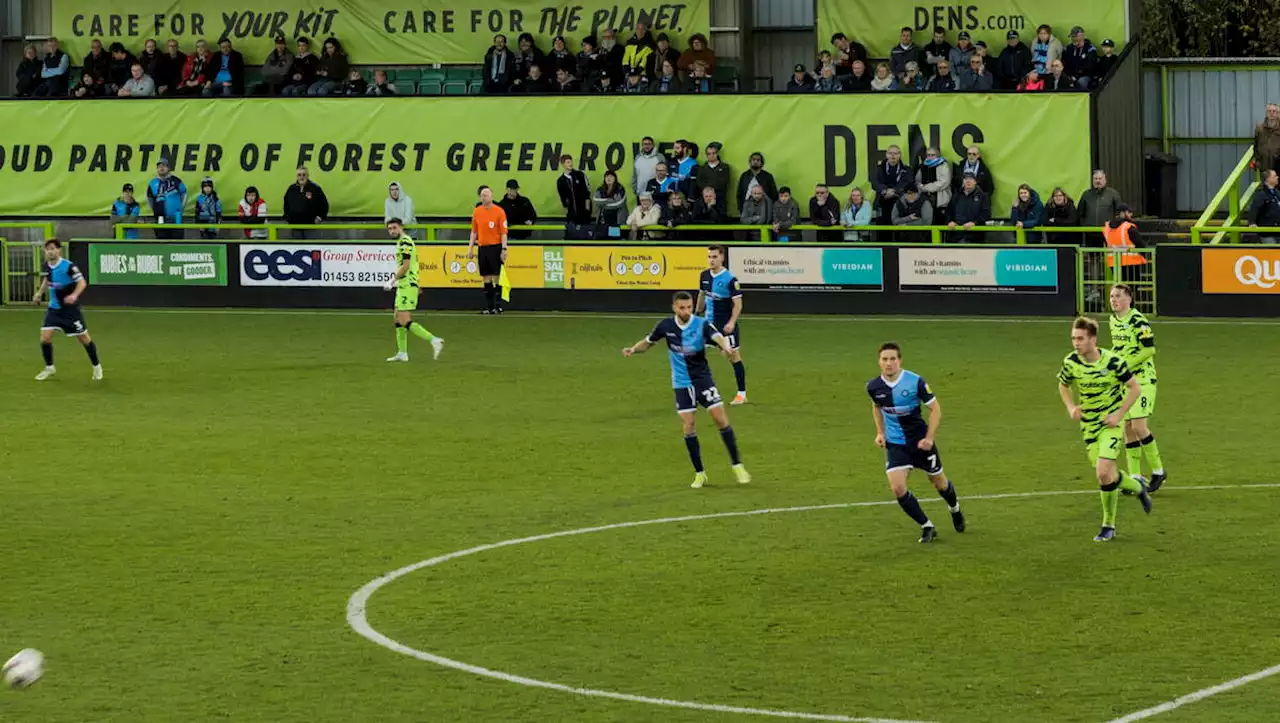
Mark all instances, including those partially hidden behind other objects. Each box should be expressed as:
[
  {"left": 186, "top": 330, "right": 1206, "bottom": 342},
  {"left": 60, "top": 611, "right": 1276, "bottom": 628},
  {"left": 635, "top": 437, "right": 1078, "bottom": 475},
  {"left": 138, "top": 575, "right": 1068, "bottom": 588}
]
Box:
[
  {"left": 243, "top": 248, "right": 321, "bottom": 282},
  {"left": 1202, "top": 249, "right": 1280, "bottom": 294}
]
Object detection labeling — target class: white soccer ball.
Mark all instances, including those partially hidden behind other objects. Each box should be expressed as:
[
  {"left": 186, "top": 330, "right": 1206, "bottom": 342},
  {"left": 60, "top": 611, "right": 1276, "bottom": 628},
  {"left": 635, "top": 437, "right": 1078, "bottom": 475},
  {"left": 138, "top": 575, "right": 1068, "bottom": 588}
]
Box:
[{"left": 2, "top": 649, "right": 44, "bottom": 689}]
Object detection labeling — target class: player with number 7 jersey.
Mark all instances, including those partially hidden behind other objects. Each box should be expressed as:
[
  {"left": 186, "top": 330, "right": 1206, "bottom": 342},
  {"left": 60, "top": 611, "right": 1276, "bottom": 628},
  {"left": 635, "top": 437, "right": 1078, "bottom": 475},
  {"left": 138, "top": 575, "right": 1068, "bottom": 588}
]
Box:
[{"left": 622, "top": 291, "right": 750, "bottom": 489}]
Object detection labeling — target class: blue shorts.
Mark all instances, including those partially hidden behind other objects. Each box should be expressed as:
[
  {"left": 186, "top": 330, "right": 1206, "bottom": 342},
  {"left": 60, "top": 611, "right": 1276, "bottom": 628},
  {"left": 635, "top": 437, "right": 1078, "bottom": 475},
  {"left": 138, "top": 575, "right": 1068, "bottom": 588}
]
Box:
[
  {"left": 674, "top": 376, "right": 724, "bottom": 413},
  {"left": 885, "top": 442, "right": 944, "bottom": 475},
  {"left": 721, "top": 323, "right": 741, "bottom": 350},
  {"left": 42, "top": 306, "right": 88, "bottom": 336}
]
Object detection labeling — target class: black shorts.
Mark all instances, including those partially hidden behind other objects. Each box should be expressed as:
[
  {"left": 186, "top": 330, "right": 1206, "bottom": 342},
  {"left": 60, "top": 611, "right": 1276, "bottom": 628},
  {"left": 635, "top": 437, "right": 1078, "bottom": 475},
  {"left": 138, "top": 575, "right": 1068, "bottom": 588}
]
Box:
[
  {"left": 885, "top": 442, "right": 943, "bottom": 475},
  {"left": 673, "top": 376, "right": 724, "bottom": 413},
  {"left": 42, "top": 306, "right": 87, "bottom": 336},
  {"left": 478, "top": 245, "right": 504, "bottom": 277},
  {"left": 718, "top": 323, "right": 741, "bottom": 350}
]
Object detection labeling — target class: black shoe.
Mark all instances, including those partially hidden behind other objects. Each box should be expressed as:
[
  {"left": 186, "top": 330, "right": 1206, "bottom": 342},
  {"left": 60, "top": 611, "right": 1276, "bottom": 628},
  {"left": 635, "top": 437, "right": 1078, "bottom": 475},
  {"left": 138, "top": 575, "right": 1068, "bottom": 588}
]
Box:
[
  {"left": 495, "top": 307, "right": 505, "bottom": 315},
  {"left": 1137, "top": 480, "right": 1154, "bottom": 515},
  {"left": 1149, "top": 472, "right": 1166, "bottom": 493},
  {"left": 919, "top": 525, "right": 937, "bottom": 543},
  {"left": 951, "top": 509, "right": 966, "bottom": 533},
  {"left": 479, "top": 309, "right": 492, "bottom": 315},
  {"left": 1094, "top": 525, "right": 1116, "bottom": 542}
]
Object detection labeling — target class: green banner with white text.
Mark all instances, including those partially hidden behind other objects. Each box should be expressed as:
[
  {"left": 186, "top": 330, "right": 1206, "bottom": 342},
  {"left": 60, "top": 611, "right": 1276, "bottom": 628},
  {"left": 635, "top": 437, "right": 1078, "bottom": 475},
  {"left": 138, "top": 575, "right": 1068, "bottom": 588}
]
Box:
[{"left": 89, "top": 243, "right": 228, "bottom": 285}]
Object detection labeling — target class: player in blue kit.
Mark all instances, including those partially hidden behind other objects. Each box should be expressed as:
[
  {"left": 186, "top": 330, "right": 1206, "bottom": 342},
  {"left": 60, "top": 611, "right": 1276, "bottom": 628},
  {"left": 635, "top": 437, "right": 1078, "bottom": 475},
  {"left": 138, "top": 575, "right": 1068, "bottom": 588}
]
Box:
[
  {"left": 623, "top": 291, "right": 751, "bottom": 488},
  {"left": 32, "top": 239, "right": 103, "bottom": 382},
  {"left": 867, "top": 342, "right": 964, "bottom": 543},
  {"left": 697, "top": 245, "right": 748, "bottom": 405}
]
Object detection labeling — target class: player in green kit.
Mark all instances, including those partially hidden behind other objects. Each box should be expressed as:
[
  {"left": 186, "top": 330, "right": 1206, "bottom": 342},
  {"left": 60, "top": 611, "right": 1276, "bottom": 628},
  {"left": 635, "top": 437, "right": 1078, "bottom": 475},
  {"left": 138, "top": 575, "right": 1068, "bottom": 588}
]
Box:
[
  {"left": 382, "top": 218, "right": 444, "bottom": 363},
  {"left": 1058, "top": 317, "right": 1153, "bottom": 542},
  {"left": 1109, "top": 284, "right": 1167, "bottom": 492}
]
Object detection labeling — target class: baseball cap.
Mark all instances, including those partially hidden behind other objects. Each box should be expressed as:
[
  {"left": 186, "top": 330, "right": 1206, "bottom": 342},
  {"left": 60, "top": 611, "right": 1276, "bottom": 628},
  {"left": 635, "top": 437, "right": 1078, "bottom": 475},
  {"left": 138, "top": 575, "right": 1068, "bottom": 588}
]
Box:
[
  {"left": 794, "top": 63, "right": 806, "bottom": 73},
  {"left": 958, "top": 31, "right": 970, "bottom": 40},
  {"left": 904, "top": 183, "right": 919, "bottom": 193},
  {"left": 1116, "top": 203, "right": 1132, "bottom": 213},
  {"left": 506, "top": 179, "right": 520, "bottom": 189},
  {"left": 157, "top": 157, "right": 170, "bottom": 166},
  {"left": 962, "top": 171, "right": 977, "bottom": 179},
  {"left": 975, "top": 40, "right": 988, "bottom": 49},
  {"left": 1070, "top": 26, "right": 1085, "bottom": 36},
  {"left": 274, "top": 34, "right": 287, "bottom": 43},
  {"left": 1101, "top": 38, "right": 1115, "bottom": 47},
  {"left": 121, "top": 183, "right": 133, "bottom": 192},
  {"left": 707, "top": 141, "right": 723, "bottom": 151},
  {"left": 1006, "top": 30, "right": 1019, "bottom": 39},
  {"left": 627, "top": 66, "right": 641, "bottom": 76}
]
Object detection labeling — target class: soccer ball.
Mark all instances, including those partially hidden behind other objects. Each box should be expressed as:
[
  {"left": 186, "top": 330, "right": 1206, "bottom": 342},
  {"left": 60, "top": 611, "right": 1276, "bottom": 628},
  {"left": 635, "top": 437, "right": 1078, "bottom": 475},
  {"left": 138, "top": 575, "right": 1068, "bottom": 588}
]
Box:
[{"left": 2, "top": 649, "right": 44, "bottom": 689}]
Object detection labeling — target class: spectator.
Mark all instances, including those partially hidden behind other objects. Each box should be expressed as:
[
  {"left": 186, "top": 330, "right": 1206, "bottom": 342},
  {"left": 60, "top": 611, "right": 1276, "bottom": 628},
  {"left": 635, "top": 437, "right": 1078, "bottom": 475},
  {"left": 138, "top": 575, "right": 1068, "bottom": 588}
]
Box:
[
  {"left": 1032, "top": 25, "right": 1064, "bottom": 75},
  {"left": 898, "top": 61, "right": 924, "bottom": 91},
  {"left": 892, "top": 184, "right": 933, "bottom": 242},
  {"left": 260, "top": 35, "right": 293, "bottom": 95},
  {"left": 845, "top": 60, "right": 873, "bottom": 91},
  {"left": 949, "top": 32, "right": 976, "bottom": 85},
  {"left": 499, "top": 179, "right": 537, "bottom": 239},
  {"left": 814, "top": 63, "right": 844, "bottom": 92},
  {"left": 678, "top": 33, "right": 715, "bottom": 75},
  {"left": 1062, "top": 27, "right": 1098, "bottom": 89},
  {"left": 385, "top": 182, "right": 417, "bottom": 233},
  {"left": 672, "top": 140, "right": 699, "bottom": 196},
  {"left": 107, "top": 42, "right": 137, "bottom": 94},
  {"left": 138, "top": 38, "right": 162, "bottom": 82},
  {"left": 367, "top": 69, "right": 395, "bottom": 96},
  {"left": 974, "top": 41, "right": 990, "bottom": 66},
  {"left": 916, "top": 146, "right": 951, "bottom": 224},
  {"left": 948, "top": 174, "right": 990, "bottom": 242},
  {"left": 870, "top": 63, "right": 897, "bottom": 91},
  {"left": 692, "top": 186, "right": 723, "bottom": 225},
  {"left": 786, "top": 63, "right": 815, "bottom": 92},
  {"left": 521, "top": 65, "right": 550, "bottom": 93},
  {"left": 926, "top": 60, "right": 958, "bottom": 92},
  {"left": 687, "top": 61, "right": 714, "bottom": 93},
  {"left": 633, "top": 136, "right": 662, "bottom": 198},
  {"left": 1096, "top": 39, "right": 1119, "bottom": 80},
  {"left": 890, "top": 27, "right": 922, "bottom": 78},
  {"left": 577, "top": 37, "right": 604, "bottom": 88},
  {"left": 1010, "top": 184, "right": 1046, "bottom": 242},
  {"left": 740, "top": 184, "right": 773, "bottom": 231},
  {"left": 154, "top": 39, "right": 184, "bottom": 95},
  {"left": 1018, "top": 69, "right": 1045, "bottom": 92},
  {"left": 964, "top": 56, "right": 995, "bottom": 91},
  {"left": 110, "top": 183, "right": 142, "bottom": 240},
  {"left": 871, "top": 145, "right": 912, "bottom": 225},
  {"left": 648, "top": 34, "right": 681, "bottom": 79},
  {"left": 206, "top": 38, "right": 245, "bottom": 97},
  {"left": 1078, "top": 169, "right": 1123, "bottom": 226},
  {"left": 772, "top": 186, "right": 800, "bottom": 242},
  {"left": 342, "top": 69, "right": 367, "bottom": 96},
  {"left": 997, "top": 31, "right": 1032, "bottom": 89},
  {"left": 512, "top": 33, "right": 545, "bottom": 86},
  {"left": 737, "top": 152, "right": 778, "bottom": 205},
  {"left": 309, "top": 37, "right": 347, "bottom": 96},
  {"left": 557, "top": 155, "right": 592, "bottom": 224},
  {"left": 646, "top": 162, "right": 679, "bottom": 206},
  {"left": 238, "top": 186, "right": 269, "bottom": 239},
  {"left": 624, "top": 23, "right": 658, "bottom": 74},
  {"left": 627, "top": 193, "right": 662, "bottom": 239},
  {"left": 923, "top": 27, "right": 952, "bottom": 74},
  {"left": 147, "top": 158, "right": 187, "bottom": 240},
  {"left": 1255, "top": 104, "right": 1280, "bottom": 174},
  {"left": 553, "top": 68, "right": 580, "bottom": 93},
  {"left": 483, "top": 34, "right": 516, "bottom": 93},
  {"left": 954, "top": 146, "right": 994, "bottom": 196},
  {"left": 15, "top": 45, "right": 42, "bottom": 97},
  {"left": 816, "top": 50, "right": 836, "bottom": 77},
  {"left": 592, "top": 72, "right": 616, "bottom": 94},
  {"left": 1248, "top": 170, "right": 1280, "bottom": 243},
  {"left": 1045, "top": 59, "right": 1075, "bottom": 91},
  {"left": 841, "top": 188, "right": 872, "bottom": 241},
  {"left": 83, "top": 39, "right": 110, "bottom": 86},
  {"left": 700, "top": 142, "right": 732, "bottom": 214},
  {"left": 118, "top": 63, "right": 155, "bottom": 97},
  {"left": 70, "top": 72, "right": 103, "bottom": 99},
  {"left": 1043, "top": 187, "right": 1081, "bottom": 244},
  {"left": 650, "top": 59, "right": 684, "bottom": 93},
  {"left": 809, "top": 184, "right": 841, "bottom": 242},
  {"left": 282, "top": 166, "right": 329, "bottom": 239},
  {"left": 598, "top": 28, "right": 624, "bottom": 85},
  {"left": 547, "top": 36, "right": 575, "bottom": 77},
  {"left": 176, "top": 39, "right": 212, "bottom": 96},
  {"left": 592, "top": 170, "right": 629, "bottom": 225},
  {"left": 661, "top": 191, "right": 693, "bottom": 235},
  {"left": 621, "top": 67, "right": 647, "bottom": 93},
  {"left": 831, "top": 32, "right": 868, "bottom": 78},
  {"left": 195, "top": 178, "right": 222, "bottom": 239}
]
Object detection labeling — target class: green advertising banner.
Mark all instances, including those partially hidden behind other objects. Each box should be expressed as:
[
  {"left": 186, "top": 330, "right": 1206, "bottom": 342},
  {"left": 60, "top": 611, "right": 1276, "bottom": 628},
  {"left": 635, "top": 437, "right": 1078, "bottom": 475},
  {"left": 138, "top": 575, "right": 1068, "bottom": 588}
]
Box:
[{"left": 89, "top": 243, "right": 228, "bottom": 285}]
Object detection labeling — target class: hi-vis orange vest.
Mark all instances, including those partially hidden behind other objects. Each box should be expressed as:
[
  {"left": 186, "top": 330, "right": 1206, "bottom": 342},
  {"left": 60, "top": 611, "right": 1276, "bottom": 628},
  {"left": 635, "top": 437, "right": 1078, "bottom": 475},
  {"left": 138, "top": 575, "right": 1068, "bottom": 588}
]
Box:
[{"left": 1102, "top": 220, "right": 1146, "bottom": 267}]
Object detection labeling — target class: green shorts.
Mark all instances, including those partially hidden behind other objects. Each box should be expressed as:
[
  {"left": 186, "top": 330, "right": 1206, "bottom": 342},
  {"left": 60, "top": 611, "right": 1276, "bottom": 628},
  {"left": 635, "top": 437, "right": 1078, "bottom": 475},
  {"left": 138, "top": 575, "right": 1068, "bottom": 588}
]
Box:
[
  {"left": 395, "top": 286, "right": 418, "bottom": 312},
  {"left": 1124, "top": 382, "right": 1156, "bottom": 421},
  {"left": 1086, "top": 426, "right": 1126, "bottom": 466}
]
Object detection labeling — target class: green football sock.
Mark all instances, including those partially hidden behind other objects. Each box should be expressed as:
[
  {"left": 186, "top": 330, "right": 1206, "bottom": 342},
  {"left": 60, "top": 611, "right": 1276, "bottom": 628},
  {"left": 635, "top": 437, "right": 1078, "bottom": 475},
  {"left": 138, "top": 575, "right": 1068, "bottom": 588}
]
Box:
[
  {"left": 409, "top": 322, "right": 435, "bottom": 342},
  {"left": 1118, "top": 473, "right": 1142, "bottom": 494},
  {"left": 396, "top": 326, "right": 408, "bottom": 354},
  {"left": 1141, "top": 435, "right": 1165, "bottom": 475},
  {"left": 1125, "top": 441, "right": 1144, "bottom": 478},
  {"left": 1100, "top": 483, "right": 1120, "bottom": 527}
]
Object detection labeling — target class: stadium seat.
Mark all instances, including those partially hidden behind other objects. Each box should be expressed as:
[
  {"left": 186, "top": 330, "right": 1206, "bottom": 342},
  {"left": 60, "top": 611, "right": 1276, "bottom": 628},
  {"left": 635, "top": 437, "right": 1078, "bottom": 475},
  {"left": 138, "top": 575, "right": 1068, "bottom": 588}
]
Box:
[
  {"left": 713, "top": 64, "right": 740, "bottom": 92},
  {"left": 420, "top": 69, "right": 446, "bottom": 83},
  {"left": 419, "top": 80, "right": 442, "bottom": 95},
  {"left": 467, "top": 80, "right": 484, "bottom": 94},
  {"left": 445, "top": 67, "right": 472, "bottom": 82},
  {"left": 443, "top": 80, "right": 468, "bottom": 95},
  {"left": 392, "top": 80, "right": 416, "bottom": 96}
]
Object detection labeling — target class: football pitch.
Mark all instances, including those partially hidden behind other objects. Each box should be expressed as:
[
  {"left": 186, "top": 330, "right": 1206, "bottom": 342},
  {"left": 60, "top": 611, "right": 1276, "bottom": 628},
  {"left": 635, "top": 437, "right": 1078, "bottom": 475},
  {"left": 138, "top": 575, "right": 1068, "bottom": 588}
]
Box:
[{"left": 1, "top": 307, "right": 1278, "bottom": 723}]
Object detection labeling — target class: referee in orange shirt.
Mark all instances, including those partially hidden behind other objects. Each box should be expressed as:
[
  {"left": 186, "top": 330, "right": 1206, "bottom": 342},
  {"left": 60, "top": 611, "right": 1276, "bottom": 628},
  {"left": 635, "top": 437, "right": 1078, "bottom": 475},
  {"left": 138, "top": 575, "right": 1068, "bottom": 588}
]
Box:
[{"left": 467, "top": 185, "right": 510, "bottom": 314}]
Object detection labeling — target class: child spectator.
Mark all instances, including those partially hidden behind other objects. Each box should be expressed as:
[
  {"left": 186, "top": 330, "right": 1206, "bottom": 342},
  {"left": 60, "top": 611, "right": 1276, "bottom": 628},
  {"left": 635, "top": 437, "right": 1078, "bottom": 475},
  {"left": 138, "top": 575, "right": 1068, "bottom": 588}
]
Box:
[
  {"left": 343, "top": 69, "right": 367, "bottom": 96},
  {"left": 771, "top": 186, "right": 800, "bottom": 242},
  {"left": 283, "top": 37, "right": 317, "bottom": 96},
  {"left": 195, "top": 178, "right": 222, "bottom": 239},
  {"left": 238, "top": 187, "right": 269, "bottom": 239},
  {"left": 110, "top": 184, "right": 142, "bottom": 240}
]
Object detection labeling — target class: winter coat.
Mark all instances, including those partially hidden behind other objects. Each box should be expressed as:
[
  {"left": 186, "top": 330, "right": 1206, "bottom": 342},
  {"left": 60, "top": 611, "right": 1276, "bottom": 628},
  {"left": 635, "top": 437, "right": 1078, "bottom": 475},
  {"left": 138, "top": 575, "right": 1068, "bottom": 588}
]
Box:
[
  {"left": 737, "top": 169, "right": 779, "bottom": 205},
  {"left": 83, "top": 50, "right": 110, "bottom": 82},
  {"left": 238, "top": 197, "right": 269, "bottom": 239},
  {"left": 809, "top": 195, "right": 841, "bottom": 226},
  {"left": 1044, "top": 72, "right": 1076, "bottom": 91},
  {"left": 195, "top": 191, "right": 223, "bottom": 223},
  {"left": 1248, "top": 185, "right": 1280, "bottom": 227},
  {"left": 146, "top": 174, "right": 187, "bottom": 222},
  {"left": 649, "top": 74, "right": 685, "bottom": 94},
  {"left": 950, "top": 188, "right": 991, "bottom": 225},
  {"left": 893, "top": 195, "right": 933, "bottom": 226},
  {"left": 16, "top": 57, "right": 43, "bottom": 96},
  {"left": 1011, "top": 189, "right": 1046, "bottom": 229},
  {"left": 627, "top": 204, "right": 662, "bottom": 228},
  {"left": 997, "top": 42, "right": 1033, "bottom": 88},
  {"left": 917, "top": 160, "right": 952, "bottom": 210},
  {"left": 288, "top": 53, "right": 319, "bottom": 86},
  {"left": 871, "top": 160, "right": 912, "bottom": 211},
  {"left": 949, "top": 45, "right": 976, "bottom": 83},
  {"left": 593, "top": 184, "right": 629, "bottom": 225},
  {"left": 1062, "top": 41, "right": 1098, "bottom": 81},
  {"left": 1077, "top": 186, "right": 1123, "bottom": 226},
  {"left": 841, "top": 201, "right": 872, "bottom": 241},
  {"left": 771, "top": 197, "right": 800, "bottom": 231},
  {"left": 924, "top": 41, "right": 952, "bottom": 70},
  {"left": 740, "top": 195, "right": 772, "bottom": 225},
  {"left": 384, "top": 185, "right": 417, "bottom": 225},
  {"left": 263, "top": 49, "right": 294, "bottom": 85},
  {"left": 1044, "top": 199, "right": 1079, "bottom": 228},
  {"left": 498, "top": 194, "right": 538, "bottom": 239},
  {"left": 315, "top": 51, "right": 349, "bottom": 85},
  {"left": 1256, "top": 121, "right": 1280, "bottom": 172},
  {"left": 926, "top": 73, "right": 958, "bottom": 92},
  {"left": 482, "top": 47, "right": 516, "bottom": 92},
  {"left": 633, "top": 149, "right": 663, "bottom": 198},
  {"left": 890, "top": 44, "right": 922, "bottom": 78},
  {"left": 691, "top": 200, "right": 723, "bottom": 224},
  {"left": 109, "top": 52, "right": 137, "bottom": 88},
  {"left": 699, "top": 161, "right": 732, "bottom": 212},
  {"left": 282, "top": 182, "right": 329, "bottom": 224},
  {"left": 952, "top": 160, "right": 995, "bottom": 196},
  {"left": 155, "top": 52, "right": 185, "bottom": 91},
  {"left": 646, "top": 176, "right": 680, "bottom": 207},
  {"left": 557, "top": 170, "right": 592, "bottom": 223},
  {"left": 181, "top": 52, "right": 211, "bottom": 86},
  {"left": 1032, "top": 36, "right": 1064, "bottom": 74},
  {"left": 786, "top": 75, "right": 815, "bottom": 93},
  {"left": 660, "top": 201, "right": 693, "bottom": 227}
]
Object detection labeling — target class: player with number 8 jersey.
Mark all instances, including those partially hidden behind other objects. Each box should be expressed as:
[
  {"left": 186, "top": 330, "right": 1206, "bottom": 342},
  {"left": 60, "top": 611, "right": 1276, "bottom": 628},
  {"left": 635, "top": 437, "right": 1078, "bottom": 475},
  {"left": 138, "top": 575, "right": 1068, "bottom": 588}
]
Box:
[{"left": 1108, "top": 284, "right": 1168, "bottom": 492}]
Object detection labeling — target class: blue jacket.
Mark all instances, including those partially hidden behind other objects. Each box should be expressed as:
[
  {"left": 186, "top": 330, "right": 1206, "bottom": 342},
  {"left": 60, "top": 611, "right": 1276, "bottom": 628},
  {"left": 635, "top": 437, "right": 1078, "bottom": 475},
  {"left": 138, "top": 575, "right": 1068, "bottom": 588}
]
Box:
[
  {"left": 110, "top": 198, "right": 142, "bottom": 239},
  {"left": 195, "top": 192, "right": 223, "bottom": 223},
  {"left": 147, "top": 175, "right": 187, "bottom": 223},
  {"left": 1011, "top": 189, "right": 1045, "bottom": 229}
]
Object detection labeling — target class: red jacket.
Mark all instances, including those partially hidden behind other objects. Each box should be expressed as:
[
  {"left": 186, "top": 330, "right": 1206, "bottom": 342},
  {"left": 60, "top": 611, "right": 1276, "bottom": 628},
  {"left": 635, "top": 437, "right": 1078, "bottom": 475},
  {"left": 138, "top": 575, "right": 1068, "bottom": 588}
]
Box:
[
  {"left": 1018, "top": 78, "right": 1045, "bottom": 92},
  {"left": 182, "top": 52, "right": 209, "bottom": 85}
]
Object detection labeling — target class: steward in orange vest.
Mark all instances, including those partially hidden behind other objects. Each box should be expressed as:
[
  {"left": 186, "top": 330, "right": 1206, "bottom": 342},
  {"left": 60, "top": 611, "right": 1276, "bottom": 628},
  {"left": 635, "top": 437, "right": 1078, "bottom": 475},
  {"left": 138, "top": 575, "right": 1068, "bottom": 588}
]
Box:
[{"left": 1102, "top": 204, "right": 1146, "bottom": 267}]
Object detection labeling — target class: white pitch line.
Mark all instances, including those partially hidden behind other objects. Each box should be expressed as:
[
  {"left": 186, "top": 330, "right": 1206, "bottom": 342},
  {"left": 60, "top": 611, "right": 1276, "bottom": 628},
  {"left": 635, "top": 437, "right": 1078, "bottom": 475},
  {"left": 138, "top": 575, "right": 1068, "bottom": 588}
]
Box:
[
  {"left": 346, "top": 483, "right": 1280, "bottom": 723},
  {"left": 1106, "top": 662, "right": 1280, "bottom": 722}
]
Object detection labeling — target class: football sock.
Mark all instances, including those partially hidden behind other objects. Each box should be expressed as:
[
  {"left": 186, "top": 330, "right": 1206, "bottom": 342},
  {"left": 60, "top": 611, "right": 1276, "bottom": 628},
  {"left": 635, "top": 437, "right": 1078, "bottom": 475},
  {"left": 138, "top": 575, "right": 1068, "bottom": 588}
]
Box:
[
  {"left": 896, "top": 490, "right": 931, "bottom": 526},
  {"left": 732, "top": 361, "right": 746, "bottom": 394},
  {"left": 483, "top": 282, "right": 495, "bottom": 311},
  {"left": 395, "top": 325, "right": 408, "bottom": 354},
  {"left": 1141, "top": 435, "right": 1165, "bottom": 475},
  {"left": 719, "top": 426, "right": 741, "bottom": 465},
  {"left": 408, "top": 322, "right": 434, "bottom": 342},
  {"left": 1118, "top": 473, "right": 1143, "bottom": 495},
  {"left": 1125, "top": 441, "right": 1144, "bottom": 478},
  {"left": 84, "top": 342, "right": 100, "bottom": 366},
  {"left": 40, "top": 342, "right": 53, "bottom": 366},
  {"left": 1100, "top": 480, "right": 1120, "bottom": 527},
  {"left": 937, "top": 480, "right": 960, "bottom": 511},
  {"left": 684, "top": 434, "right": 704, "bottom": 473}
]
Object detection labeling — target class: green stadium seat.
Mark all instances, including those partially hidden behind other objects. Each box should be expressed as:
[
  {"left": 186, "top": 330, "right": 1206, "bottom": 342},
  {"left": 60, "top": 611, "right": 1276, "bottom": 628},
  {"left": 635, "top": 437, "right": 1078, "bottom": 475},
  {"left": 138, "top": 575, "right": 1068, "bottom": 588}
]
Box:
[
  {"left": 419, "top": 80, "right": 442, "bottom": 95},
  {"left": 713, "top": 64, "right": 739, "bottom": 92},
  {"left": 443, "top": 80, "right": 468, "bottom": 95},
  {"left": 380, "top": 68, "right": 398, "bottom": 82},
  {"left": 468, "top": 80, "right": 484, "bottom": 94},
  {"left": 392, "top": 80, "right": 416, "bottom": 95},
  {"left": 420, "top": 69, "right": 446, "bottom": 83},
  {"left": 445, "top": 67, "right": 472, "bottom": 81}
]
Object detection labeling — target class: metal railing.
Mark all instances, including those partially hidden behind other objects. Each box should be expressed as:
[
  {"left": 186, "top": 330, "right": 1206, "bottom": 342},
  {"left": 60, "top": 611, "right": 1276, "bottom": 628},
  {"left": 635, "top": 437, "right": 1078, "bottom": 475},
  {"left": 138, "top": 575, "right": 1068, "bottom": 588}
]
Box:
[
  {"left": 1191, "top": 148, "right": 1260, "bottom": 245},
  {"left": 1077, "top": 247, "right": 1157, "bottom": 316}
]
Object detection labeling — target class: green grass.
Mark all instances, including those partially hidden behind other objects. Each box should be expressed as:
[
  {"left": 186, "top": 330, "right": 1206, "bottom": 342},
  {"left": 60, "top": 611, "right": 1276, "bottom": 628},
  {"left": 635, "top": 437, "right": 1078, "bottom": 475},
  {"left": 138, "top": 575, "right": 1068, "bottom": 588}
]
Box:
[{"left": 0, "top": 308, "right": 1277, "bottom": 723}]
